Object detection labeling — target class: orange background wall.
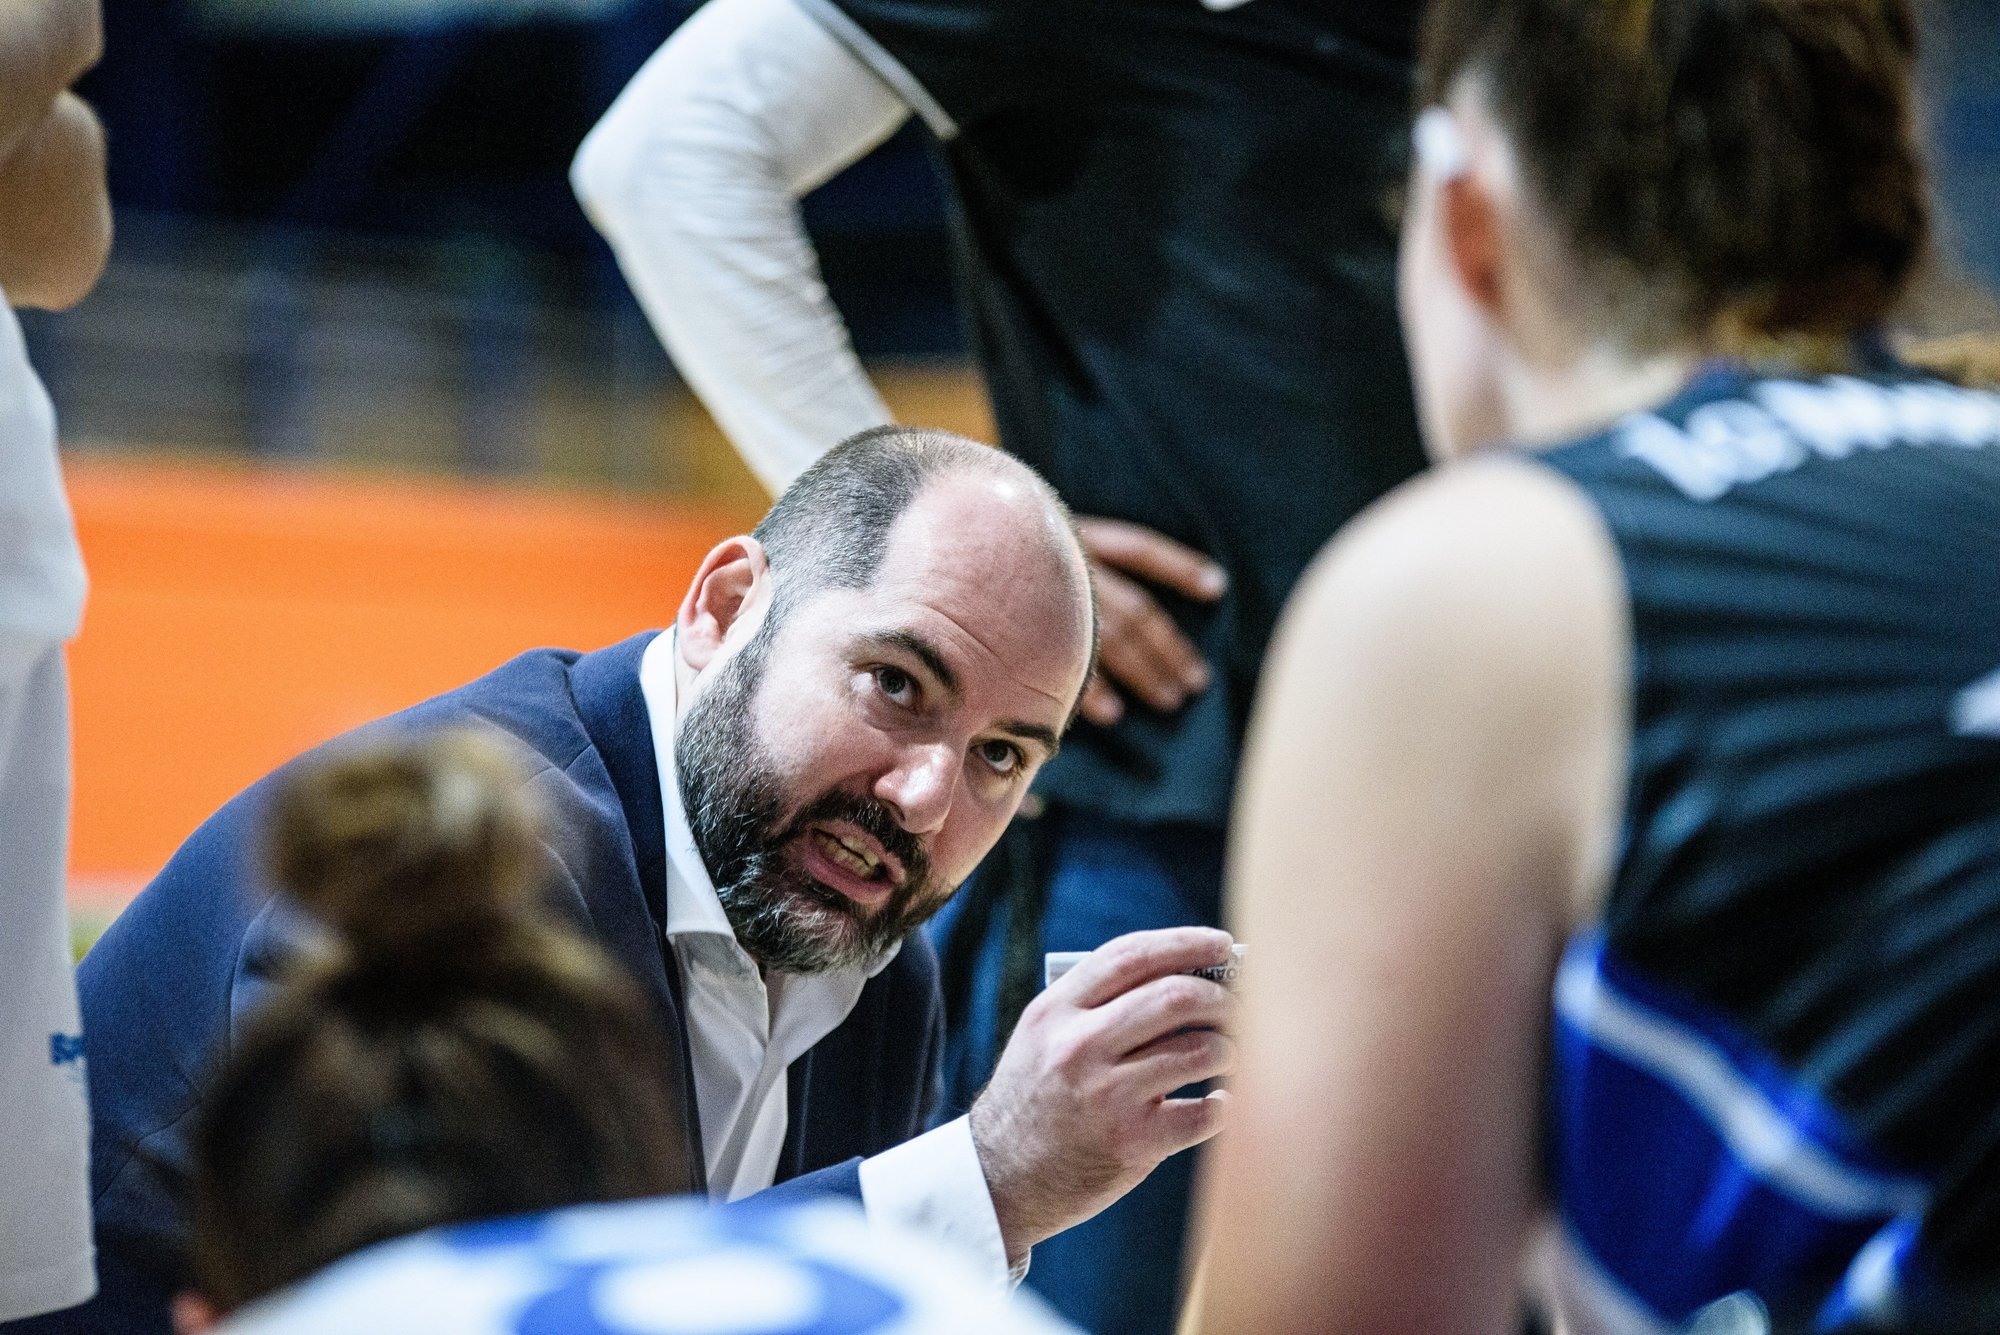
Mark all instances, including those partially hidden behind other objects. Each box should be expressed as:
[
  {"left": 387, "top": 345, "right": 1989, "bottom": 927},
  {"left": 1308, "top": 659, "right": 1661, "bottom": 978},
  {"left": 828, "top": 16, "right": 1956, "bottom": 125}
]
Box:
[{"left": 63, "top": 455, "right": 753, "bottom": 909}]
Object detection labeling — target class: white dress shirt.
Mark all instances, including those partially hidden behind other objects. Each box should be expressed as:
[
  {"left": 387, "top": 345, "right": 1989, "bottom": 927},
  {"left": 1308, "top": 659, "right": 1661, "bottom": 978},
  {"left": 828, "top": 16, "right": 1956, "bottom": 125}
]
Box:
[{"left": 637, "top": 632, "right": 1018, "bottom": 1286}]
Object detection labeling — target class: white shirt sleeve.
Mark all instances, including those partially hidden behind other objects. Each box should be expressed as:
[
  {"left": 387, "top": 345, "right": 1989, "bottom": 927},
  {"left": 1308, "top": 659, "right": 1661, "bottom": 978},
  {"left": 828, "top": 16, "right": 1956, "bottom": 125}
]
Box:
[
  {"left": 571, "top": 0, "right": 913, "bottom": 495},
  {"left": 858, "top": 1114, "right": 1030, "bottom": 1291}
]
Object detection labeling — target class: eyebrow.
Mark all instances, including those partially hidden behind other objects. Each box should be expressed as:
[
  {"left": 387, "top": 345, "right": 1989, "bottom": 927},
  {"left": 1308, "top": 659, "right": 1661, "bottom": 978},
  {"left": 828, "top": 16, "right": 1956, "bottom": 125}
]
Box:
[
  {"left": 863, "top": 629, "right": 1064, "bottom": 761},
  {"left": 871, "top": 629, "right": 961, "bottom": 701},
  {"left": 996, "top": 719, "right": 1062, "bottom": 761}
]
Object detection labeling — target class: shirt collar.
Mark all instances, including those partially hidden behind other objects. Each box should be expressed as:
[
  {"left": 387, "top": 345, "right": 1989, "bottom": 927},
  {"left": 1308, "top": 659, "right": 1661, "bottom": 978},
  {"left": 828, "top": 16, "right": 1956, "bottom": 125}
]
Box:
[{"left": 637, "top": 631, "right": 901, "bottom": 976}]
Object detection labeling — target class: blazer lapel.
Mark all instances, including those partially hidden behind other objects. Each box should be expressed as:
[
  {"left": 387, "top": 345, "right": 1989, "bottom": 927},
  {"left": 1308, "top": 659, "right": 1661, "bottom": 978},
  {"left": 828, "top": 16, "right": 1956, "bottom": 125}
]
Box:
[
  {"left": 569, "top": 630, "right": 709, "bottom": 1194},
  {"left": 779, "top": 1047, "right": 815, "bottom": 1183}
]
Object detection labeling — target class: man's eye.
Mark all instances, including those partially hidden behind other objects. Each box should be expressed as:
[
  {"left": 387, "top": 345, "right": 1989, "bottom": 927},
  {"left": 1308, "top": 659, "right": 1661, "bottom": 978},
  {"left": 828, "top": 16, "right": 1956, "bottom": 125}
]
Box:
[
  {"left": 873, "top": 665, "right": 917, "bottom": 706},
  {"left": 977, "top": 739, "right": 1023, "bottom": 776}
]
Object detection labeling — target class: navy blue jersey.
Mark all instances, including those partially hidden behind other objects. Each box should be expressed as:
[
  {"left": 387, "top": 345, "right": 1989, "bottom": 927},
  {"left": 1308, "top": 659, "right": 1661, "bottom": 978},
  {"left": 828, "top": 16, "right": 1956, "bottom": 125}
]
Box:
[
  {"left": 810, "top": 0, "right": 1426, "bottom": 825},
  {"left": 1539, "top": 364, "right": 2000, "bottom": 1333}
]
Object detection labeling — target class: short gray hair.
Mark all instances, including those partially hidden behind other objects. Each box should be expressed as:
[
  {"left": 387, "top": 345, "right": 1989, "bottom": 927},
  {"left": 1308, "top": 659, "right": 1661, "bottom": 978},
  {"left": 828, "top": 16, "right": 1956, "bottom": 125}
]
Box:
[{"left": 754, "top": 425, "right": 1085, "bottom": 621}]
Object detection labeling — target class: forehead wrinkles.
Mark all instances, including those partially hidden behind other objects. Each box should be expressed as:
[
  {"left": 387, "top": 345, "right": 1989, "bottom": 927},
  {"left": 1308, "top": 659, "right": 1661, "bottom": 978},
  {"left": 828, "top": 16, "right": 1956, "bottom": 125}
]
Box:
[
  {"left": 855, "top": 569, "right": 1079, "bottom": 706},
  {"left": 907, "top": 598, "right": 1078, "bottom": 716},
  {"left": 861, "top": 469, "right": 1090, "bottom": 709}
]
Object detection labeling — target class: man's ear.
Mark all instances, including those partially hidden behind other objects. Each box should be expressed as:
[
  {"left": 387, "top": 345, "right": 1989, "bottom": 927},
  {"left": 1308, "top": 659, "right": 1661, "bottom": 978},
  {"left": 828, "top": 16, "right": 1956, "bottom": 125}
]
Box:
[
  {"left": 675, "top": 535, "right": 772, "bottom": 672},
  {"left": 1440, "top": 171, "right": 1505, "bottom": 318},
  {"left": 172, "top": 1292, "right": 221, "bottom": 1335}
]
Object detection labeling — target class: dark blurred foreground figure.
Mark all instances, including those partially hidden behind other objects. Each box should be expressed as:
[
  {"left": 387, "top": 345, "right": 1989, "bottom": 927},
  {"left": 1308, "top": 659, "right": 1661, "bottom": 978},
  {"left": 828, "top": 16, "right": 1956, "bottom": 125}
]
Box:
[
  {"left": 30, "top": 428, "right": 1237, "bottom": 1335},
  {"left": 1196, "top": 0, "right": 2000, "bottom": 1332},
  {"left": 573, "top": 2, "right": 1426, "bottom": 1325},
  {"left": 169, "top": 730, "right": 1077, "bottom": 1335},
  {"left": 0, "top": 0, "right": 114, "bottom": 1319}
]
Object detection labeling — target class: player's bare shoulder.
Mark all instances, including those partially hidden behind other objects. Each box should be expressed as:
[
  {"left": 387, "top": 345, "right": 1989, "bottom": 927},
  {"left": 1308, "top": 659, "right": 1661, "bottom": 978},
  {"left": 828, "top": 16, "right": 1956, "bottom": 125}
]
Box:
[
  {"left": 1282, "top": 455, "right": 1620, "bottom": 668},
  {"left": 1269, "top": 454, "right": 1632, "bottom": 917}
]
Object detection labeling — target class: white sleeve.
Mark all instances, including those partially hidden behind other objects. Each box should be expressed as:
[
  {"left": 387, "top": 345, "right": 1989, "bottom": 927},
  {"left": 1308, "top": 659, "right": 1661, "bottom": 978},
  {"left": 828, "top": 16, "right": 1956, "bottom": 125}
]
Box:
[
  {"left": 572, "top": 0, "right": 914, "bottom": 495},
  {"left": 858, "top": 1115, "right": 1030, "bottom": 1292}
]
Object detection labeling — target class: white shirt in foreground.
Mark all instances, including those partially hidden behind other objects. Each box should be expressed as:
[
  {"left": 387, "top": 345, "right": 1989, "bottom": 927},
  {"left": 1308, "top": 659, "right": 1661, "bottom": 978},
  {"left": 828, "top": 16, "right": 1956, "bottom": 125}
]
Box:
[
  {"left": 0, "top": 286, "right": 94, "bottom": 1320},
  {"left": 213, "top": 1195, "right": 1075, "bottom": 1335},
  {"left": 0, "top": 297, "right": 86, "bottom": 640},
  {"left": 637, "top": 633, "right": 1017, "bottom": 1287}
]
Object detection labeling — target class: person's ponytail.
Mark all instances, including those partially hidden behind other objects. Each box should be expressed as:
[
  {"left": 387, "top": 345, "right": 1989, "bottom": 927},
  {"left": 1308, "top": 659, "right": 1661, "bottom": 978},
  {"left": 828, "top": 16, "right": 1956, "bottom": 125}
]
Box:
[{"left": 188, "top": 729, "right": 692, "bottom": 1313}]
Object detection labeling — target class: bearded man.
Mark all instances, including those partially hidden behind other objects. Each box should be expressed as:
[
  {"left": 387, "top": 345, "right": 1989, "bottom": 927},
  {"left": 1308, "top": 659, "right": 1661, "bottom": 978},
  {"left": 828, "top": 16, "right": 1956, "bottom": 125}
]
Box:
[{"left": 33, "top": 427, "right": 1236, "bottom": 1335}]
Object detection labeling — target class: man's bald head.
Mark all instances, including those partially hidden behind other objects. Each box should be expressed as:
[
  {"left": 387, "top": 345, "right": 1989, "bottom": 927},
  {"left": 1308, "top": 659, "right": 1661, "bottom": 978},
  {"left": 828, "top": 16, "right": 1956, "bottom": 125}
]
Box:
[
  {"left": 671, "top": 428, "right": 1096, "bottom": 974},
  {"left": 754, "top": 427, "right": 1095, "bottom": 695}
]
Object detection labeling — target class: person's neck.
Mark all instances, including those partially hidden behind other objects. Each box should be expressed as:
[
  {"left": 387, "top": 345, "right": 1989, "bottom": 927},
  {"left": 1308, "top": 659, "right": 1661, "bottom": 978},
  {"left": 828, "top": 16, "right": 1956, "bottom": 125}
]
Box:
[{"left": 1499, "top": 339, "right": 1703, "bottom": 454}]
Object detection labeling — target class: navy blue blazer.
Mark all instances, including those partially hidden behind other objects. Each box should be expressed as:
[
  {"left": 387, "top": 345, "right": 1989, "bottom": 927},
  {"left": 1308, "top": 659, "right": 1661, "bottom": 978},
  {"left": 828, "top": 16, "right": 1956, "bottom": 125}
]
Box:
[{"left": 12, "top": 633, "right": 943, "bottom": 1335}]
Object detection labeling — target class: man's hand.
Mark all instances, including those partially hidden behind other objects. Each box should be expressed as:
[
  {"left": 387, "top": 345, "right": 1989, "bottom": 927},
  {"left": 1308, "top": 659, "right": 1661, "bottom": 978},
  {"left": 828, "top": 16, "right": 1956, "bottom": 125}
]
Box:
[
  {"left": 1077, "top": 518, "right": 1227, "bottom": 726},
  {"left": 969, "top": 927, "right": 1236, "bottom": 1262}
]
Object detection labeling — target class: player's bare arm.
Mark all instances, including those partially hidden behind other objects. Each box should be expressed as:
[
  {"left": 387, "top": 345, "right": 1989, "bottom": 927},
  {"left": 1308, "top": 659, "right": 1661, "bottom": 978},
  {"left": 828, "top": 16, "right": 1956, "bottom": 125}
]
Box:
[{"left": 1190, "top": 457, "right": 1629, "bottom": 1335}]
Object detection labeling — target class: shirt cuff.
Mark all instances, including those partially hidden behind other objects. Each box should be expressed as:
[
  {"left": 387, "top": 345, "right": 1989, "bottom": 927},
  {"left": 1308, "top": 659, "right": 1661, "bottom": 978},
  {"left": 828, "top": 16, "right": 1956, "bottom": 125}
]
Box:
[{"left": 858, "top": 1115, "right": 1028, "bottom": 1289}]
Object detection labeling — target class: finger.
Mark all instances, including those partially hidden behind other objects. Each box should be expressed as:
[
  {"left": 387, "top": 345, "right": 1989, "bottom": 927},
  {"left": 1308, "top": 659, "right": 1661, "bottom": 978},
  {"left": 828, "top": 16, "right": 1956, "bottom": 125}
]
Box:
[
  {"left": 1123, "top": 590, "right": 1210, "bottom": 696},
  {"left": 1079, "top": 518, "right": 1227, "bottom": 602},
  {"left": 1055, "top": 927, "right": 1235, "bottom": 1010},
  {"left": 1152, "top": 1088, "right": 1230, "bottom": 1156},
  {"left": 1078, "top": 672, "right": 1124, "bottom": 727},
  {"left": 1120, "top": 1027, "right": 1235, "bottom": 1096},
  {"left": 1089, "top": 972, "right": 1233, "bottom": 1058},
  {"left": 1094, "top": 569, "right": 1206, "bottom": 708}
]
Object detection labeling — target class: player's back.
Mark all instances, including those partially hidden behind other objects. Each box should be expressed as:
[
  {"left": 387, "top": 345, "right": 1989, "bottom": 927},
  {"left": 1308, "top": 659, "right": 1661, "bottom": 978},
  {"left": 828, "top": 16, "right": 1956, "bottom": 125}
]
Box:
[{"left": 1538, "top": 362, "right": 2000, "bottom": 1333}]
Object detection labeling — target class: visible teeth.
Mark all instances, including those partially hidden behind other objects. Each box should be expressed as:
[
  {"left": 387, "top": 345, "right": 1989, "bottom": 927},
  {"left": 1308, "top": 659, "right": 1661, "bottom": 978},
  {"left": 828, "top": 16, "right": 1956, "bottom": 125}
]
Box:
[
  {"left": 835, "top": 833, "right": 880, "bottom": 869},
  {"left": 815, "top": 830, "right": 879, "bottom": 878}
]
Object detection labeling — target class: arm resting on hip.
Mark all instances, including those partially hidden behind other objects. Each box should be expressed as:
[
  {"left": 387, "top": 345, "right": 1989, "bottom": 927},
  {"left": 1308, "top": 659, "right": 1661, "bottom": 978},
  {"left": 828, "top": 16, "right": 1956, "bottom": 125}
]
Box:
[{"left": 572, "top": 0, "right": 912, "bottom": 493}]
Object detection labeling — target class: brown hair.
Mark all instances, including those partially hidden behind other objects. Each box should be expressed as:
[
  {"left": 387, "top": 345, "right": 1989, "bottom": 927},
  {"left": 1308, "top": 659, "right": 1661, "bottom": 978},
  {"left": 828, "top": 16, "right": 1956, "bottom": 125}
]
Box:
[
  {"left": 1418, "top": 0, "right": 1929, "bottom": 353},
  {"left": 187, "top": 729, "right": 694, "bottom": 1311},
  {"left": 1900, "top": 331, "right": 2000, "bottom": 389}
]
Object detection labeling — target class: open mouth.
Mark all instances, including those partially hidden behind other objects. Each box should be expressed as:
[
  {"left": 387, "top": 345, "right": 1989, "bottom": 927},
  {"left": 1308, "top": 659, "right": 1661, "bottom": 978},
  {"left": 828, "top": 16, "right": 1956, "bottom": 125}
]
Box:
[{"left": 800, "top": 822, "right": 904, "bottom": 907}]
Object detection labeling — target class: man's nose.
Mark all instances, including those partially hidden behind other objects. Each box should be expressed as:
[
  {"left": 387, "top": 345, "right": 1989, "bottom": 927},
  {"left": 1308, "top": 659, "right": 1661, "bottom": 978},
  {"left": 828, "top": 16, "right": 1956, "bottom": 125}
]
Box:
[{"left": 876, "top": 742, "right": 956, "bottom": 835}]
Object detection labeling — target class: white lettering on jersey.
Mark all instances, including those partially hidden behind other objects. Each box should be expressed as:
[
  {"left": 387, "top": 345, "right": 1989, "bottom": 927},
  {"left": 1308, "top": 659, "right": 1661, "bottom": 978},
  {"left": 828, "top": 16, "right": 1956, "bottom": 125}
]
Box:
[
  {"left": 1617, "top": 378, "right": 2000, "bottom": 501},
  {"left": 1953, "top": 668, "right": 2000, "bottom": 739}
]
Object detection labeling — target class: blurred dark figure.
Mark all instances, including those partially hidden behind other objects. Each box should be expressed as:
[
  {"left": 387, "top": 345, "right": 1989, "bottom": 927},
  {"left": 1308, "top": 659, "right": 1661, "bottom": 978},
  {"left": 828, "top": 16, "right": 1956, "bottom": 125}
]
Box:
[{"left": 574, "top": 3, "right": 1427, "bottom": 1328}]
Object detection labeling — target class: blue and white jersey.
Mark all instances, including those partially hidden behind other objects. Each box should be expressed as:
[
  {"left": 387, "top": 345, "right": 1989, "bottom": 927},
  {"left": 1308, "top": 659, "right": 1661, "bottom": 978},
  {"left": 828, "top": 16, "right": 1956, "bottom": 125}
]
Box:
[
  {"left": 1540, "top": 363, "right": 2000, "bottom": 1334},
  {"left": 215, "top": 1197, "right": 1077, "bottom": 1335}
]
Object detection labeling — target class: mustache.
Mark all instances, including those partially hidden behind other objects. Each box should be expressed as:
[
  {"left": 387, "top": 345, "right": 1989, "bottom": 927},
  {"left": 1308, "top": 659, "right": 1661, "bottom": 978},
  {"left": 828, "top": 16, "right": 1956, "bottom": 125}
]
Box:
[{"left": 780, "top": 788, "right": 931, "bottom": 908}]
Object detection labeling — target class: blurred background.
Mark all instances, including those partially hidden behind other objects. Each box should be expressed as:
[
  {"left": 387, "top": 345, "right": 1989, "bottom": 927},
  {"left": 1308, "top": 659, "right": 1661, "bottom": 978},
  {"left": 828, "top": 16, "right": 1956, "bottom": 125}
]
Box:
[{"left": 42, "top": 0, "right": 2000, "bottom": 934}]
